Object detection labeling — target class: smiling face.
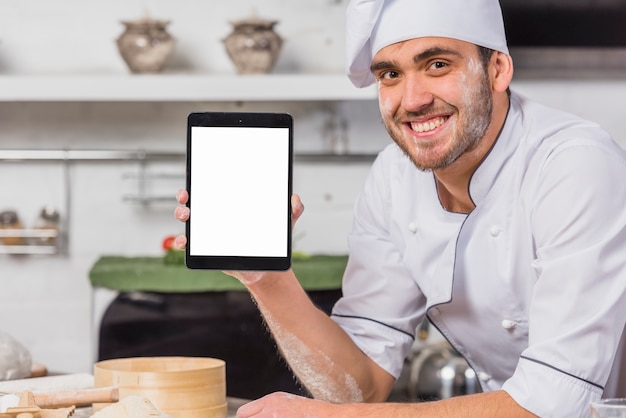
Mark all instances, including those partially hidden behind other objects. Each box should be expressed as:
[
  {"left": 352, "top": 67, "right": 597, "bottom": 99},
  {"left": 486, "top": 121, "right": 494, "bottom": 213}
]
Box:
[{"left": 372, "top": 37, "right": 495, "bottom": 172}]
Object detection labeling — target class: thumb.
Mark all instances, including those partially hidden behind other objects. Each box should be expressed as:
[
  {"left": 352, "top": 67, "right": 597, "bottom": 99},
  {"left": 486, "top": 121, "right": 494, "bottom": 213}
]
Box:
[{"left": 291, "top": 194, "right": 304, "bottom": 227}]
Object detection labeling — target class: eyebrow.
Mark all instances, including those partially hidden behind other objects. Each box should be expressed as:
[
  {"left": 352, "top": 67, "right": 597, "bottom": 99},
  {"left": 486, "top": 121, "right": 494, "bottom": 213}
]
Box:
[
  {"left": 370, "top": 46, "right": 464, "bottom": 73},
  {"left": 370, "top": 60, "right": 396, "bottom": 72},
  {"left": 414, "top": 47, "right": 463, "bottom": 64}
]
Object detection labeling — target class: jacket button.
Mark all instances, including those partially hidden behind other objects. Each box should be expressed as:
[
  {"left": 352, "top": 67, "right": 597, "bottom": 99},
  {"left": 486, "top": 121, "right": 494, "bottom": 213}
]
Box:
[
  {"left": 478, "top": 371, "right": 491, "bottom": 382},
  {"left": 408, "top": 222, "right": 417, "bottom": 233},
  {"left": 489, "top": 225, "right": 501, "bottom": 237},
  {"left": 501, "top": 319, "right": 516, "bottom": 330}
]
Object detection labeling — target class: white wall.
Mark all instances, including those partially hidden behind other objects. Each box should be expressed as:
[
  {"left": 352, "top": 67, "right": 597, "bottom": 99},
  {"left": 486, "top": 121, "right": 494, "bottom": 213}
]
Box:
[
  {"left": 0, "top": 101, "right": 387, "bottom": 373},
  {"left": 0, "top": 0, "right": 625, "bottom": 375},
  {"left": 0, "top": 0, "right": 348, "bottom": 75},
  {"left": 0, "top": 0, "right": 388, "bottom": 374}
]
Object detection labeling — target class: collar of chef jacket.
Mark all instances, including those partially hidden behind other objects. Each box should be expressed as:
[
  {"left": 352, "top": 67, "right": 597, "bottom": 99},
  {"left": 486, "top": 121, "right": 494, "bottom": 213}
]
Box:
[{"left": 424, "top": 94, "right": 518, "bottom": 307}]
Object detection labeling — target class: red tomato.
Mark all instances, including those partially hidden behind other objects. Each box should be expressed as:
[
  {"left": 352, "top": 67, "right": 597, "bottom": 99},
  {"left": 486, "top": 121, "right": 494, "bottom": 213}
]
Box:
[{"left": 162, "top": 235, "right": 176, "bottom": 251}]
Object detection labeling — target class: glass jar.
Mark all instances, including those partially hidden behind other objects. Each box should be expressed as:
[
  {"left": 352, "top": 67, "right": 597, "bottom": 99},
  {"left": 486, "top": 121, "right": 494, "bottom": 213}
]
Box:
[
  {"left": 0, "top": 210, "right": 24, "bottom": 246},
  {"left": 33, "top": 206, "right": 60, "bottom": 245}
]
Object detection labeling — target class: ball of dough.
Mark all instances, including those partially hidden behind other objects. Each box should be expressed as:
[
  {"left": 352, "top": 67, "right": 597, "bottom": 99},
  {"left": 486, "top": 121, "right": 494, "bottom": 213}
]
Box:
[{"left": 0, "top": 330, "right": 32, "bottom": 381}]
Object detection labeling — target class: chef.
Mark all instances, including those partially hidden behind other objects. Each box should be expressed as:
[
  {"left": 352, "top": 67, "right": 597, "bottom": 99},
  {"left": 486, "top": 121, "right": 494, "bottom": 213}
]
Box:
[{"left": 175, "top": 0, "right": 626, "bottom": 416}]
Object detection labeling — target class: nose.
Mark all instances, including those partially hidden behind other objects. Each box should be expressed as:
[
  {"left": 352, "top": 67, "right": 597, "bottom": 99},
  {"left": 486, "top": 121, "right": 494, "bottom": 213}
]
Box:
[{"left": 401, "top": 75, "right": 434, "bottom": 113}]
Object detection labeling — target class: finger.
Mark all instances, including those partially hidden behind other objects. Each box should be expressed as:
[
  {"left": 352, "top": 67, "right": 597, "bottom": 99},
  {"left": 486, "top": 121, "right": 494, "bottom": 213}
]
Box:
[
  {"left": 236, "top": 398, "right": 264, "bottom": 418},
  {"left": 174, "top": 206, "right": 190, "bottom": 222},
  {"left": 291, "top": 194, "right": 304, "bottom": 225},
  {"left": 176, "top": 189, "right": 189, "bottom": 204},
  {"left": 173, "top": 235, "right": 187, "bottom": 250}
]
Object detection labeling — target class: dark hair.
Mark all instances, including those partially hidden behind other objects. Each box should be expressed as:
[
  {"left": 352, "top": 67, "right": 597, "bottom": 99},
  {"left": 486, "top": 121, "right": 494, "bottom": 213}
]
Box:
[
  {"left": 477, "top": 45, "right": 511, "bottom": 96},
  {"left": 477, "top": 45, "right": 495, "bottom": 68}
]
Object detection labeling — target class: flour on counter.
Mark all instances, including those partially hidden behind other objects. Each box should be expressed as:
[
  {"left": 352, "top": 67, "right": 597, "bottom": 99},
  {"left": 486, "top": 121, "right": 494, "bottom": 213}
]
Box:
[{"left": 91, "top": 396, "right": 171, "bottom": 418}]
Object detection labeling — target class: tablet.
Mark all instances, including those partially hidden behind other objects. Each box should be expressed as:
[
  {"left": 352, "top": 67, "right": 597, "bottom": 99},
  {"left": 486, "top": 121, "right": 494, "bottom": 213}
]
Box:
[{"left": 185, "top": 112, "right": 293, "bottom": 271}]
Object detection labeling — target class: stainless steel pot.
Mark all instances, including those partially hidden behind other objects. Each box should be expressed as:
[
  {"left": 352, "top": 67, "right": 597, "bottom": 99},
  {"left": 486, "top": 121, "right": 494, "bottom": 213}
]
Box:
[{"left": 407, "top": 341, "right": 481, "bottom": 401}]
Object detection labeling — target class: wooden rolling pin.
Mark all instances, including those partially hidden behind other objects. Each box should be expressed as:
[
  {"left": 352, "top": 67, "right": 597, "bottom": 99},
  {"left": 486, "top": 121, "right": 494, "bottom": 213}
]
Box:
[{"left": 32, "top": 386, "right": 119, "bottom": 408}]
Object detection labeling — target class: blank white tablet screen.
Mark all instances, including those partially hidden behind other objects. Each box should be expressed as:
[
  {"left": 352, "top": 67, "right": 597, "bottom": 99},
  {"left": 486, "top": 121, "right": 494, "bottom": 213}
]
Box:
[{"left": 189, "top": 126, "right": 289, "bottom": 257}]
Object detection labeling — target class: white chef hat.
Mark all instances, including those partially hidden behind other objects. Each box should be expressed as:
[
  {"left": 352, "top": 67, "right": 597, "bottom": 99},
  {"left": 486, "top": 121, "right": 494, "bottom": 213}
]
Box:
[{"left": 346, "top": 0, "right": 509, "bottom": 87}]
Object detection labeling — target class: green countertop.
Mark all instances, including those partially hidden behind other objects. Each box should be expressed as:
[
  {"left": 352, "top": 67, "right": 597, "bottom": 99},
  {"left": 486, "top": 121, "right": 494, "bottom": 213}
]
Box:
[{"left": 89, "top": 255, "right": 347, "bottom": 293}]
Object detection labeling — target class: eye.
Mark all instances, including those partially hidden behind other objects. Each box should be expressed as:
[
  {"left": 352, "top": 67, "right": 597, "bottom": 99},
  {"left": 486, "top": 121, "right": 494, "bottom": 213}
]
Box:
[
  {"left": 379, "top": 70, "right": 400, "bottom": 80},
  {"left": 429, "top": 61, "right": 448, "bottom": 70}
]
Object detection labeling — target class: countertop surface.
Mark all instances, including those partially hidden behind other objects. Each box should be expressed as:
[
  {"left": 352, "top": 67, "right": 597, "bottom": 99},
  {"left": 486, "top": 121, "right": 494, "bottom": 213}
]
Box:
[
  {"left": 72, "top": 397, "right": 248, "bottom": 417},
  {"left": 89, "top": 255, "right": 347, "bottom": 293},
  {"left": 0, "top": 374, "right": 249, "bottom": 418}
]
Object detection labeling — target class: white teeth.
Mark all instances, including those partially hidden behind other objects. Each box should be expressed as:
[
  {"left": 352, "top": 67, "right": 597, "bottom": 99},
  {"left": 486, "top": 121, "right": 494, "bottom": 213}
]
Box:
[{"left": 410, "top": 117, "right": 445, "bottom": 133}]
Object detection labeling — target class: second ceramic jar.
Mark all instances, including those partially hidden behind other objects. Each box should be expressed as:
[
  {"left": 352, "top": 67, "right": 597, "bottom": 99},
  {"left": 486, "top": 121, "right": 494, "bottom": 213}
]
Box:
[{"left": 223, "top": 15, "right": 283, "bottom": 74}]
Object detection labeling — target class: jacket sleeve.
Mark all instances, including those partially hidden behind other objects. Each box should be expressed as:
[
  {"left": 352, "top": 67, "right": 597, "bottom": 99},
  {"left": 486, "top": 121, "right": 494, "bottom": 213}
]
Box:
[{"left": 503, "top": 131, "right": 626, "bottom": 417}]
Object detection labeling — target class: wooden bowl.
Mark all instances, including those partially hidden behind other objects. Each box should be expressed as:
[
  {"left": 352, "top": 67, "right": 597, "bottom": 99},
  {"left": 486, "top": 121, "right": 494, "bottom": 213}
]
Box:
[{"left": 93, "top": 357, "right": 226, "bottom": 418}]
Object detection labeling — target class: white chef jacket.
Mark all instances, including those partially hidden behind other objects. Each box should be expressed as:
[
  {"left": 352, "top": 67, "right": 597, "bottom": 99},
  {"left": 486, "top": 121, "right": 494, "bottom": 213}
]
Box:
[{"left": 331, "top": 91, "right": 626, "bottom": 417}]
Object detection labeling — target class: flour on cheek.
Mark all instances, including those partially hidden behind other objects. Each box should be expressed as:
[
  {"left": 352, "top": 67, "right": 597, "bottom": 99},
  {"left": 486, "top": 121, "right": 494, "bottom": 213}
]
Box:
[
  {"left": 377, "top": 79, "right": 397, "bottom": 120},
  {"left": 462, "top": 58, "right": 482, "bottom": 103}
]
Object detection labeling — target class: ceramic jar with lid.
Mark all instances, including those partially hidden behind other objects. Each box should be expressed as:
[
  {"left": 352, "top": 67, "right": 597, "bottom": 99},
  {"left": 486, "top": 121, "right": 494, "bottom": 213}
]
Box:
[
  {"left": 116, "top": 18, "right": 175, "bottom": 73},
  {"left": 223, "top": 15, "right": 283, "bottom": 74}
]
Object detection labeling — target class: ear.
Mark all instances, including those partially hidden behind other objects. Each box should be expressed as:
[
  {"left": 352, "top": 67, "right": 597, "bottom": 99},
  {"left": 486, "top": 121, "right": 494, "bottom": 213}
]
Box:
[{"left": 490, "top": 51, "right": 514, "bottom": 93}]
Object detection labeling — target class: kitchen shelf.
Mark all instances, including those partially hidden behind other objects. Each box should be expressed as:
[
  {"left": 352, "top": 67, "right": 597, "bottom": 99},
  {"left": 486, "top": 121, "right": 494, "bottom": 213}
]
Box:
[
  {"left": 0, "top": 229, "right": 60, "bottom": 255},
  {"left": 119, "top": 152, "right": 378, "bottom": 204},
  {"left": 0, "top": 73, "right": 377, "bottom": 102},
  {"left": 0, "top": 148, "right": 380, "bottom": 251},
  {"left": 0, "top": 245, "right": 58, "bottom": 255},
  {"left": 118, "top": 152, "right": 379, "bottom": 204},
  {"left": 0, "top": 150, "right": 78, "bottom": 256},
  {"left": 0, "top": 149, "right": 184, "bottom": 161},
  {"left": 0, "top": 149, "right": 378, "bottom": 162},
  {"left": 0, "top": 229, "right": 58, "bottom": 239}
]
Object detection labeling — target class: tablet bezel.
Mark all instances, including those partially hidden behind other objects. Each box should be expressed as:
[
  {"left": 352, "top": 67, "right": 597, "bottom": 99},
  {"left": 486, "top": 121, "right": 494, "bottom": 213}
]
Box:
[{"left": 185, "top": 112, "right": 293, "bottom": 271}]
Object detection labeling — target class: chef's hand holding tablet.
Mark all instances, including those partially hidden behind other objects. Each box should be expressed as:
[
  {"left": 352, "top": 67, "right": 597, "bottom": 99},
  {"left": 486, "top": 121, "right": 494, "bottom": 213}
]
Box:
[
  {"left": 174, "top": 191, "right": 304, "bottom": 283},
  {"left": 173, "top": 112, "right": 300, "bottom": 281}
]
